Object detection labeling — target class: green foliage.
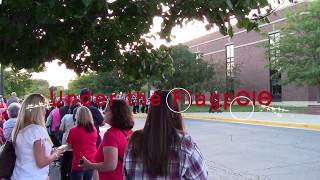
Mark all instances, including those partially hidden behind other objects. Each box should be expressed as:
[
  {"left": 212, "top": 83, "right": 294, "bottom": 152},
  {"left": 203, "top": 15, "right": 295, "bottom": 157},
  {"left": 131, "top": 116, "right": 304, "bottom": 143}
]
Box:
[
  {"left": 68, "top": 45, "right": 174, "bottom": 95},
  {"left": 268, "top": 0, "right": 320, "bottom": 86},
  {"left": 68, "top": 70, "right": 145, "bottom": 95},
  {"left": 0, "top": 0, "right": 287, "bottom": 77},
  {"left": 155, "top": 45, "right": 220, "bottom": 92},
  {"left": 68, "top": 72, "right": 99, "bottom": 94},
  {"left": 25, "top": 79, "right": 50, "bottom": 98},
  {"left": 121, "top": 45, "right": 174, "bottom": 82},
  {"left": 4, "top": 68, "right": 32, "bottom": 97},
  {"left": 186, "top": 104, "right": 307, "bottom": 113},
  {"left": 3, "top": 67, "right": 50, "bottom": 98}
]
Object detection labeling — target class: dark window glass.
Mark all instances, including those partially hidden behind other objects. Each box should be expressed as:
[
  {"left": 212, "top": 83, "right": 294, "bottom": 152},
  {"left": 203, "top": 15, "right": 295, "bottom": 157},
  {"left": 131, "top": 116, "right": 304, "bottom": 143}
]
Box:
[{"left": 269, "top": 32, "right": 282, "bottom": 101}]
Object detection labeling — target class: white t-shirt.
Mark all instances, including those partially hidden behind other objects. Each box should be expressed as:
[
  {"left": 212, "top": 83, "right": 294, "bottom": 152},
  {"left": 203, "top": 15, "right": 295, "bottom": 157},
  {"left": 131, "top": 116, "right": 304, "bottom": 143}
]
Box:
[{"left": 12, "top": 124, "right": 52, "bottom": 180}]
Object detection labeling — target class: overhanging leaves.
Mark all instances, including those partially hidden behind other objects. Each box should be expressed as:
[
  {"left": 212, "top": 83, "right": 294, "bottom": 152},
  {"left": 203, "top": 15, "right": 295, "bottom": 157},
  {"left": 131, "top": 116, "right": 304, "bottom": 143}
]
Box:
[{"left": 0, "top": 0, "right": 285, "bottom": 77}]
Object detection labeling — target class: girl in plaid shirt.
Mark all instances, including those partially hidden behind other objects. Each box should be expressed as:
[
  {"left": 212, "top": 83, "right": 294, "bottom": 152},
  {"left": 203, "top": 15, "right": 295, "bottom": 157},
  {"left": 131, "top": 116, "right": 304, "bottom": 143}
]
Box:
[{"left": 123, "top": 90, "right": 208, "bottom": 180}]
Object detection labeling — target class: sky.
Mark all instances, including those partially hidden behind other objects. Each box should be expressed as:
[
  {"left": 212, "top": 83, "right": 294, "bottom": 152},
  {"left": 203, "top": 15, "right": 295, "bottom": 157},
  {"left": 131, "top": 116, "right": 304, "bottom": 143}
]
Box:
[{"left": 31, "top": 0, "right": 296, "bottom": 89}]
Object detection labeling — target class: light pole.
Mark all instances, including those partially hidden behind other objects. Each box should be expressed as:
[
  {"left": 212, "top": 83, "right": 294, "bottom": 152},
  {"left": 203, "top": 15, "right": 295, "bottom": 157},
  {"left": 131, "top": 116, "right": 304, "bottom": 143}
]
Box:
[
  {"left": 0, "top": 64, "right": 4, "bottom": 95},
  {"left": 1, "top": 2, "right": 6, "bottom": 95}
]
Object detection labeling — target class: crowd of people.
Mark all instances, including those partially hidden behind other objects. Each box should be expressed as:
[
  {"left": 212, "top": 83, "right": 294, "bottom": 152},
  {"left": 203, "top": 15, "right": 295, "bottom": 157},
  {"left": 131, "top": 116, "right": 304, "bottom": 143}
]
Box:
[{"left": 0, "top": 89, "right": 208, "bottom": 180}]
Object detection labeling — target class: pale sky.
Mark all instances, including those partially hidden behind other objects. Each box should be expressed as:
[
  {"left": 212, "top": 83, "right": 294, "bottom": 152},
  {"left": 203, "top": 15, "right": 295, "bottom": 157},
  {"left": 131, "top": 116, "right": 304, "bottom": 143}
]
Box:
[
  {"left": 31, "top": 0, "right": 296, "bottom": 89},
  {"left": 32, "top": 60, "right": 77, "bottom": 89}
]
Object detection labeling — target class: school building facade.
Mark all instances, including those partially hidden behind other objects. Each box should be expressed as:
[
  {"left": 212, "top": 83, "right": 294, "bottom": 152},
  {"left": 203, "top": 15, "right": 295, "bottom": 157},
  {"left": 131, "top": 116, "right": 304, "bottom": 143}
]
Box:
[{"left": 184, "top": 2, "right": 319, "bottom": 104}]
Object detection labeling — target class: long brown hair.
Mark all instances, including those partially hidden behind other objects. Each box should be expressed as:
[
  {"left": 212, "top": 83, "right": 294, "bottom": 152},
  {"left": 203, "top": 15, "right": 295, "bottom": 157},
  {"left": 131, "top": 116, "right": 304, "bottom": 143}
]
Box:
[
  {"left": 108, "top": 99, "right": 134, "bottom": 130},
  {"left": 129, "top": 90, "right": 184, "bottom": 176}
]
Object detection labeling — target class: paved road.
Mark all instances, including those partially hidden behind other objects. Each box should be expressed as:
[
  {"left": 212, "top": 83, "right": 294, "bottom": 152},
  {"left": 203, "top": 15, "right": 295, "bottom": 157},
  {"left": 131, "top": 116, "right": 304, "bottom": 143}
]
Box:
[
  {"left": 185, "top": 112, "right": 320, "bottom": 125},
  {"left": 181, "top": 119, "right": 320, "bottom": 180},
  {"left": 51, "top": 118, "right": 320, "bottom": 180}
]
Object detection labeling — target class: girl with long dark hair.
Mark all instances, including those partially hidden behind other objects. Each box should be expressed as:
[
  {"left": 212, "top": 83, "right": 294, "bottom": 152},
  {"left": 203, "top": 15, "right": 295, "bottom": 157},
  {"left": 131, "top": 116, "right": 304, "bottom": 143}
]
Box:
[{"left": 124, "top": 90, "right": 208, "bottom": 179}]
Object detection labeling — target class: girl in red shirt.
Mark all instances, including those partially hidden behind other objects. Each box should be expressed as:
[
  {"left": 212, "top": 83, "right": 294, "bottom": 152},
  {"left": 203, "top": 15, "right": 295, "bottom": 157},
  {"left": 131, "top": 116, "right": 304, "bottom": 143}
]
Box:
[
  {"left": 67, "top": 106, "right": 97, "bottom": 180},
  {"left": 80, "top": 99, "right": 134, "bottom": 180}
]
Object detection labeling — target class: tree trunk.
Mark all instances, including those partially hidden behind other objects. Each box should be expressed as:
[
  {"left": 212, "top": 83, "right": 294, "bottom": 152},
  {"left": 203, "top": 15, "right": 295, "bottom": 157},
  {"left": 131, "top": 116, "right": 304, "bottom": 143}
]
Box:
[{"left": 147, "top": 80, "right": 151, "bottom": 98}]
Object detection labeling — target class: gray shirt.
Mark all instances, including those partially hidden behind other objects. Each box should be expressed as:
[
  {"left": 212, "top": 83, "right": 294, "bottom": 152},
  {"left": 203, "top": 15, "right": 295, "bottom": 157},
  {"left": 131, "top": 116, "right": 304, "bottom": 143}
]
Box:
[
  {"left": 3, "top": 118, "right": 17, "bottom": 140},
  {"left": 60, "top": 114, "right": 75, "bottom": 150}
]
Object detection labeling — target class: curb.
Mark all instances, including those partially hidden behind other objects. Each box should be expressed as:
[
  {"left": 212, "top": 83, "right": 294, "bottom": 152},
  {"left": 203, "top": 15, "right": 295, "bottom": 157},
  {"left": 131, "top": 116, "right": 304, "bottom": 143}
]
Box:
[{"left": 133, "top": 114, "right": 320, "bottom": 131}]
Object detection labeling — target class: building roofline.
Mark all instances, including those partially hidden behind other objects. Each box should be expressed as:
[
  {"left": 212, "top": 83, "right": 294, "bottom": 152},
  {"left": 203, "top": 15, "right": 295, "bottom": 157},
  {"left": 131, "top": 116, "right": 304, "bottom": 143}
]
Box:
[{"left": 184, "top": 1, "right": 307, "bottom": 47}]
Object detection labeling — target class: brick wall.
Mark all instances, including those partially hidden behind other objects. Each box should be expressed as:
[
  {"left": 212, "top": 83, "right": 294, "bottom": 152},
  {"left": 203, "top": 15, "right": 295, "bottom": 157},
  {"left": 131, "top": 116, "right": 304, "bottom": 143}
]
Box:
[{"left": 184, "top": 2, "right": 319, "bottom": 101}]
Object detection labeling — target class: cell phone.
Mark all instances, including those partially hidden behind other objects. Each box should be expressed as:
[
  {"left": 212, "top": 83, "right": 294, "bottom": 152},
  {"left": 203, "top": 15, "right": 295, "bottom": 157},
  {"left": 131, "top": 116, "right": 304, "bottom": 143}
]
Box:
[
  {"left": 57, "top": 145, "right": 68, "bottom": 151},
  {"left": 79, "top": 159, "right": 84, "bottom": 165}
]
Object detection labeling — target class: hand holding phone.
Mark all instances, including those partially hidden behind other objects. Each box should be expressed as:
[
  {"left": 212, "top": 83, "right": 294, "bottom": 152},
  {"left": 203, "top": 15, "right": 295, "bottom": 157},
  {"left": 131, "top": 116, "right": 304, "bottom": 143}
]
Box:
[
  {"left": 57, "top": 144, "right": 68, "bottom": 151},
  {"left": 78, "top": 156, "right": 91, "bottom": 169},
  {"left": 79, "top": 159, "right": 84, "bottom": 165}
]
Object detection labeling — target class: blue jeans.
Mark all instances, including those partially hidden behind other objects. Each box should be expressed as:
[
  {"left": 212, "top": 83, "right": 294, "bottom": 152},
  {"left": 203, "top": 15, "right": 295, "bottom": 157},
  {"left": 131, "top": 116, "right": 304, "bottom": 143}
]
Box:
[{"left": 71, "top": 170, "right": 94, "bottom": 180}]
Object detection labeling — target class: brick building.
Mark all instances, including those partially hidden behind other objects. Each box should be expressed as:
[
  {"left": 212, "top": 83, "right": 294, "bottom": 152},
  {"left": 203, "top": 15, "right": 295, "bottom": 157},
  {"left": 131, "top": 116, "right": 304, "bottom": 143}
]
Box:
[{"left": 184, "top": 2, "right": 319, "bottom": 103}]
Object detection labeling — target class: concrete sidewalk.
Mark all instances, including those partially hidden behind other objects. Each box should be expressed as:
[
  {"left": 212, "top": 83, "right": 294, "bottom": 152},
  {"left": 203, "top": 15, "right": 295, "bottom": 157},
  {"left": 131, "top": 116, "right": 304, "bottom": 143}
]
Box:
[{"left": 133, "top": 112, "right": 320, "bottom": 131}]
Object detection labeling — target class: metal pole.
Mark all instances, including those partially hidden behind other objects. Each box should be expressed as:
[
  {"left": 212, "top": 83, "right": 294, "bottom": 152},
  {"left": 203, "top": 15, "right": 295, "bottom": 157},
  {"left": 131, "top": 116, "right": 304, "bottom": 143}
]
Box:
[{"left": 0, "top": 64, "right": 4, "bottom": 95}]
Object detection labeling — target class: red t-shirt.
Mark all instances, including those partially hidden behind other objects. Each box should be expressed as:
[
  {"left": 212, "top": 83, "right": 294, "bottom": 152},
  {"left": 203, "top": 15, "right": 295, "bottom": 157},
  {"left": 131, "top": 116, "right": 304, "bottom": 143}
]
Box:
[
  {"left": 95, "top": 127, "right": 132, "bottom": 180},
  {"left": 67, "top": 126, "right": 98, "bottom": 170}
]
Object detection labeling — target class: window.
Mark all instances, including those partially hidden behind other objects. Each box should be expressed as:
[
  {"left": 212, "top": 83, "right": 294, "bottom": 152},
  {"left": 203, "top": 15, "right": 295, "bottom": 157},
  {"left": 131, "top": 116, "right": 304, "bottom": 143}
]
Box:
[
  {"left": 269, "top": 32, "right": 282, "bottom": 101},
  {"left": 226, "top": 44, "right": 235, "bottom": 93},
  {"left": 226, "top": 44, "right": 235, "bottom": 78},
  {"left": 194, "top": 52, "right": 203, "bottom": 60},
  {"left": 269, "top": 32, "right": 280, "bottom": 63},
  {"left": 270, "top": 69, "right": 282, "bottom": 101}
]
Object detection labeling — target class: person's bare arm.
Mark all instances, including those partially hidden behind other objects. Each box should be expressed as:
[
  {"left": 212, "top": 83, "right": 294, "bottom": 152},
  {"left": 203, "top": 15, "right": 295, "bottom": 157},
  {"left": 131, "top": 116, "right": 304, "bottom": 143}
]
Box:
[
  {"left": 59, "top": 119, "right": 65, "bottom": 132},
  {"left": 33, "top": 140, "right": 63, "bottom": 168},
  {"left": 81, "top": 146, "right": 118, "bottom": 171}
]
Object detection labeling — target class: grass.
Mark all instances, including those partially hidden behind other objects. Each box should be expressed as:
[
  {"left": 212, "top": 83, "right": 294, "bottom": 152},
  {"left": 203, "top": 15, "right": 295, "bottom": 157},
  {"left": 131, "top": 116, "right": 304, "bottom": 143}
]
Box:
[{"left": 185, "top": 104, "right": 308, "bottom": 114}]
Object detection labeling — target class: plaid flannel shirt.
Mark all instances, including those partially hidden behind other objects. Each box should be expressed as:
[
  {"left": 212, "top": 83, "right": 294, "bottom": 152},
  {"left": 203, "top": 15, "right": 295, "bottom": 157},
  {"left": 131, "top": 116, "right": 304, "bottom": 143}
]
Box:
[{"left": 123, "top": 133, "right": 208, "bottom": 180}]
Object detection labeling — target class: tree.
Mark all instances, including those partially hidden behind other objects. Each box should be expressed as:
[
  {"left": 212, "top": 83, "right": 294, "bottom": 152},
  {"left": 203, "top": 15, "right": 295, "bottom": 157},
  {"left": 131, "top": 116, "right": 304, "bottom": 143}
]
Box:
[
  {"left": 68, "top": 72, "right": 100, "bottom": 94},
  {"left": 4, "top": 67, "right": 32, "bottom": 97},
  {"left": 25, "top": 79, "right": 50, "bottom": 98},
  {"left": 3, "top": 67, "right": 50, "bottom": 98},
  {"left": 268, "top": 0, "right": 320, "bottom": 101},
  {"left": 155, "top": 45, "right": 220, "bottom": 93},
  {"left": 0, "top": 0, "right": 293, "bottom": 76},
  {"left": 68, "top": 70, "right": 145, "bottom": 95}
]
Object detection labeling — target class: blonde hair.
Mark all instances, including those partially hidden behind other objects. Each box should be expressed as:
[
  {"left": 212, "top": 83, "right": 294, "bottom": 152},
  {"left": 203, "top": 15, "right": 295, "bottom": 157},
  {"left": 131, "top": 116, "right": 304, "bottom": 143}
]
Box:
[
  {"left": 12, "top": 93, "right": 50, "bottom": 144},
  {"left": 76, "top": 106, "right": 95, "bottom": 132}
]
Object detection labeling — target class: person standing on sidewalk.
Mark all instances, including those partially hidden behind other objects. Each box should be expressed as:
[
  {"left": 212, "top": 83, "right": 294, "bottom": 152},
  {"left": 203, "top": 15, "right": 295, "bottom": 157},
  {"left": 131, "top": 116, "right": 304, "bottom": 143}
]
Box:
[
  {"left": 123, "top": 90, "right": 208, "bottom": 179},
  {"left": 0, "top": 95, "right": 7, "bottom": 127},
  {"left": 67, "top": 106, "right": 97, "bottom": 180},
  {"left": 46, "top": 102, "right": 63, "bottom": 148},
  {"left": 3, "top": 102, "right": 21, "bottom": 141},
  {"left": 75, "top": 88, "right": 104, "bottom": 148},
  {"left": 80, "top": 99, "right": 134, "bottom": 180},
  {"left": 140, "top": 95, "right": 146, "bottom": 113},
  {"left": 208, "top": 90, "right": 222, "bottom": 113},
  {"left": 7, "top": 92, "right": 19, "bottom": 107},
  {"left": 131, "top": 95, "right": 137, "bottom": 114},
  {"left": 59, "top": 104, "right": 78, "bottom": 180},
  {"left": 11, "top": 93, "right": 64, "bottom": 180},
  {"left": 146, "top": 97, "right": 150, "bottom": 113}
]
